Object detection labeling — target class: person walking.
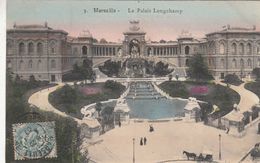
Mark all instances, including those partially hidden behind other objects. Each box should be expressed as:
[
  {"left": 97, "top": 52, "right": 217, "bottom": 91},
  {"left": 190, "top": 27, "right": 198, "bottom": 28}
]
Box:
[
  {"left": 140, "top": 137, "right": 143, "bottom": 146},
  {"left": 143, "top": 137, "right": 147, "bottom": 145},
  {"left": 118, "top": 121, "right": 121, "bottom": 127}
]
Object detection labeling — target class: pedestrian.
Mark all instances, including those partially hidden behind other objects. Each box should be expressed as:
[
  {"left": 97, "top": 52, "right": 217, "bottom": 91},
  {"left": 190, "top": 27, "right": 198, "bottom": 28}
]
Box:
[
  {"left": 118, "top": 121, "right": 121, "bottom": 127},
  {"left": 140, "top": 137, "right": 143, "bottom": 146},
  {"left": 143, "top": 137, "right": 147, "bottom": 145},
  {"left": 149, "top": 124, "right": 154, "bottom": 132}
]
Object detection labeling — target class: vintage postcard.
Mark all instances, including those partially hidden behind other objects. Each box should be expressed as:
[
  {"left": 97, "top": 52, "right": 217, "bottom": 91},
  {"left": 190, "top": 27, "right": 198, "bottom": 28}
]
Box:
[{"left": 4, "top": 0, "right": 260, "bottom": 162}]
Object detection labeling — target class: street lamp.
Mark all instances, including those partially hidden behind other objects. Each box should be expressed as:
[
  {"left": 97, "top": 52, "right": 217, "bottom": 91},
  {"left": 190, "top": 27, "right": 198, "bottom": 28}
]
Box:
[
  {"left": 133, "top": 138, "right": 135, "bottom": 163},
  {"left": 219, "top": 134, "right": 222, "bottom": 160}
]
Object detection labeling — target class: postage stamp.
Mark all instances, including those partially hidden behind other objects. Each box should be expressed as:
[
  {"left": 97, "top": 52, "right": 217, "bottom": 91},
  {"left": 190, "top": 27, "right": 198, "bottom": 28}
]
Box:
[{"left": 12, "top": 121, "right": 57, "bottom": 160}]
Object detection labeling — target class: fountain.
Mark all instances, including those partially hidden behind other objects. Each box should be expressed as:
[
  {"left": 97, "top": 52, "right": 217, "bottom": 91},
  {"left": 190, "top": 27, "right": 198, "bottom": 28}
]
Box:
[{"left": 125, "top": 81, "right": 187, "bottom": 119}]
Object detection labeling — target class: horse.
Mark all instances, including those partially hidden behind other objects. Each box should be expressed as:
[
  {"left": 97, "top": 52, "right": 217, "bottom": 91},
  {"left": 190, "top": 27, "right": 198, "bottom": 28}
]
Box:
[{"left": 183, "top": 151, "right": 197, "bottom": 160}]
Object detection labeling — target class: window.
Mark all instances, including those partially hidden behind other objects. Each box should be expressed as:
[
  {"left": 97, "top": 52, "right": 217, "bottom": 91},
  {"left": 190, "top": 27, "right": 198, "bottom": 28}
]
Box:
[
  {"left": 147, "top": 48, "right": 152, "bottom": 56},
  {"left": 28, "top": 60, "right": 33, "bottom": 69},
  {"left": 73, "top": 48, "right": 78, "bottom": 55},
  {"left": 7, "top": 42, "right": 12, "bottom": 54},
  {"left": 50, "top": 42, "right": 56, "bottom": 54},
  {"left": 82, "top": 46, "right": 88, "bottom": 55},
  {"left": 51, "top": 60, "right": 56, "bottom": 69},
  {"left": 221, "top": 59, "right": 225, "bottom": 68},
  {"left": 37, "top": 60, "right": 42, "bottom": 70},
  {"left": 19, "top": 42, "right": 25, "bottom": 55},
  {"left": 240, "top": 59, "right": 244, "bottom": 68},
  {"left": 185, "top": 59, "right": 189, "bottom": 66},
  {"left": 247, "top": 59, "right": 252, "bottom": 68},
  {"left": 28, "top": 42, "right": 34, "bottom": 55},
  {"left": 19, "top": 60, "right": 24, "bottom": 70},
  {"left": 37, "top": 42, "right": 43, "bottom": 55},
  {"left": 257, "top": 43, "right": 260, "bottom": 55},
  {"left": 219, "top": 43, "right": 225, "bottom": 54},
  {"left": 238, "top": 43, "right": 244, "bottom": 55},
  {"left": 7, "top": 60, "right": 12, "bottom": 68},
  {"left": 232, "top": 59, "right": 237, "bottom": 68},
  {"left": 185, "top": 46, "right": 190, "bottom": 55},
  {"left": 246, "top": 43, "right": 252, "bottom": 55},
  {"left": 231, "top": 43, "right": 237, "bottom": 55}
]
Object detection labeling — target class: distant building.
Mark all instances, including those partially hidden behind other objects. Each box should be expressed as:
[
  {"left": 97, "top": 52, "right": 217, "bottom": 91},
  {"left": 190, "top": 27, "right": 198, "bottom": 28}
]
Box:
[{"left": 6, "top": 21, "right": 260, "bottom": 82}]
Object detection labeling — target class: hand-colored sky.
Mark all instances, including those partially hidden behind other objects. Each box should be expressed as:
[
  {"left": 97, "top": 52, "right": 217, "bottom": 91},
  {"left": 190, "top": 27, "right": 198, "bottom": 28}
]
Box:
[{"left": 7, "top": 0, "right": 260, "bottom": 42}]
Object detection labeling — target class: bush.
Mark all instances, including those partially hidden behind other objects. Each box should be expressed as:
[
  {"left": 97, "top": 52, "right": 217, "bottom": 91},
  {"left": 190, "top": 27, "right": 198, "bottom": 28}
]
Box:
[
  {"left": 224, "top": 74, "right": 243, "bottom": 86},
  {"left": 253, "top": 68, "right": 260, "bottom": 80}
]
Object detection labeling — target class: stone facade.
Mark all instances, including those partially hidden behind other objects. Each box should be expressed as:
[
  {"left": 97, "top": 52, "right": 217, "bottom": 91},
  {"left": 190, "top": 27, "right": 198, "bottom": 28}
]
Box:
[{"left": 6, "top": 21, "right": 260, "bottom": 81}]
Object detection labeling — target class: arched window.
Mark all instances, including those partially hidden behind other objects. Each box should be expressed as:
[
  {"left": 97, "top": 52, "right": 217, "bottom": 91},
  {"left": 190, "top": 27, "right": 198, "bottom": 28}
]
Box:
[
  {"left": 73, "top": 48, "right": 78, "bottom": 55},
  {"left": 257, "top": 43, "right": 260, "bottom": 55},
  {"left": 28, "top": 60, "right": 33, "bottom": 69},
  {"left": 147, "top": 48, "right": 152, "bottom": 56},
  {"left": 117, "top": 48, "right": 122, "bottom": 56},
  {"left": 19, "top": 60, "right": 24, "bottom": 70},
  {"left": 19, "top": 42, "right": 25, "bottom": 55},
  {"left": 239, "top": 43, "right": 244, "bottom": 55},
  {"left": 219, "top": 43, "right": 225, "bottom": 54},
  {"left": 185, "top": 46, "right": 190, "bottom": 55},
  {"left": 51, "top": 60, "right": 56, "bottom": 69},
  {"left": 7, "top": 60, "right": 12, "bottom": 68},
  {"left": 37, "top": 60, "right": 42, "bottom": 70},
  {"left": 232, "top": 59, "right": 237, "bottom": 68},
  {"left": 247, "top": 59, "right": 252, "bottom": 68},
  {"left": 240, "top": 59, "right": 244, "bottom": 68},
  {"left": 185, "top": 59, "right": 189, "bottom": 66},
  {"left": 28, "top": 42, "right": 34, "bottom": 55},
  {"left": 7, "top": 42, "right": 12, "bottom": 55},
  {"left": 50, "top": 42, "right": 56, "bottom": 54},
  {"left": 82, "top": 46, "right": 88, "bottom": 55},
  {"left": 231, "top": 43, "right": 237, "bottom": 55},
  {"left": 221, "top": 59, "right": 225, "bottom": 68},
  {"left": 37, "top": 42, "right": 43, "bottom": 55},
  {"left": 246, "top": 43, "right": 252, "bottom": 55}
]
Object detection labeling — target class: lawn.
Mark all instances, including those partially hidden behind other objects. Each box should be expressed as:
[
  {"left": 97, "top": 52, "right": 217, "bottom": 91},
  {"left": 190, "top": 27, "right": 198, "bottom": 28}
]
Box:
[
  {"left": 49, "top": 80, "right": 126, "bottom": 119},
  {"left": 159, "top": 81, "right": 240, "bottom": 118},
  {"left": 245, "top": 81, "right": 260, "bottom": 98}
]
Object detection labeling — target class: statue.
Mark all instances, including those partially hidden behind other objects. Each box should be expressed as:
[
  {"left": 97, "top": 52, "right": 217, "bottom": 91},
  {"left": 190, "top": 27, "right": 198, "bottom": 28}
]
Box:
[{"left": 131, "top": 45, "right": 139, "bottom": 57}]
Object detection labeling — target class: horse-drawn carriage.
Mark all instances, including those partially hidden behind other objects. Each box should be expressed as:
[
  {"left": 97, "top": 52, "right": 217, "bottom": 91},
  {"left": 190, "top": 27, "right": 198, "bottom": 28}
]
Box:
[
  {"left": 183, "top": 149, "right": 213, "bottom": 162},
  {"left": 251, "top": 143, "right": 260, "bottom": 161}
]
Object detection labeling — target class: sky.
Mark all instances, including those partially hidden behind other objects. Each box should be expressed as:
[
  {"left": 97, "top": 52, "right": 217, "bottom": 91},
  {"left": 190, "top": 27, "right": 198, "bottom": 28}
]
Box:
[{"left": 6, "top": 0, "right": 260, "bottom": 42}]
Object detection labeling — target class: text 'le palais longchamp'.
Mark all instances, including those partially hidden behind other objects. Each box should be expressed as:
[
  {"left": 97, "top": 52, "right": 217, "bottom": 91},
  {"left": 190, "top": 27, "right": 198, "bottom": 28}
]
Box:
[{"left": 84, "top": 8, "right": 183, "bottom": 15}]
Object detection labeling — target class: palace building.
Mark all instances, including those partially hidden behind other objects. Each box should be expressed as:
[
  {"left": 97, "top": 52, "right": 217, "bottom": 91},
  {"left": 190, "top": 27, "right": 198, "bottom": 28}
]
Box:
[{"left": 6, "top": 21, "right": 260, "bottom": 82}]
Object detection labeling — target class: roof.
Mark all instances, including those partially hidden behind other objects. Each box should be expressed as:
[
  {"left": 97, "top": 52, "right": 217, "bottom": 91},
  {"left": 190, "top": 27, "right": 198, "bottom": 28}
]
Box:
[
  {"left": 206, "top": 26, "right": 260, "bottom": 36},
  {"left": 223, "top": 110, "right": 244, "bottom": 122},
  {"left": 81, "top": 117, "right": 101, "bottom": 128},
  {"left": 7, "top": 23, "right": 68, "bottom": 34},
  {"left": 184, "top": 98, "right": 201, "bottom": 111}
]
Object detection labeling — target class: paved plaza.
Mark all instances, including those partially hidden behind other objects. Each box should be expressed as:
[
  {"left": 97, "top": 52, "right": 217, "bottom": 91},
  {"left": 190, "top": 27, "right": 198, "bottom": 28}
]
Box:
[{"left": 88, "top": 120, "right": 260, "bottom": 163}]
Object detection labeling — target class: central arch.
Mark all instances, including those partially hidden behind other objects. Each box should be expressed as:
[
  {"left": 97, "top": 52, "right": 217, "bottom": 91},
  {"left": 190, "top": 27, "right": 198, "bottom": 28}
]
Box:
[{"left": 129, "top": 39, "right": 140, "bottom": 57}]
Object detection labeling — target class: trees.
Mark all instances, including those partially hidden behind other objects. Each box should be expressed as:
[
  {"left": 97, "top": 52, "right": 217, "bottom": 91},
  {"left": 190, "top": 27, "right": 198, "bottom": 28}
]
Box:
[
  {"left": 224, "top": 74, "right": 243, "bottom": 86},
  {"left": 154, "top": 61, "right": 172, "bottom": 76},
  {"left": 99, "top": 60, "right": 121, "bottom": 77},
  {"left": 187, "top": 54, "right": 213, "bottom": 81},
  {"left": 252, "top": 68, "right": 260, "bottom": 80},
  {"left": 63, "top": 59, "right": 95, "bottom": 82}
]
